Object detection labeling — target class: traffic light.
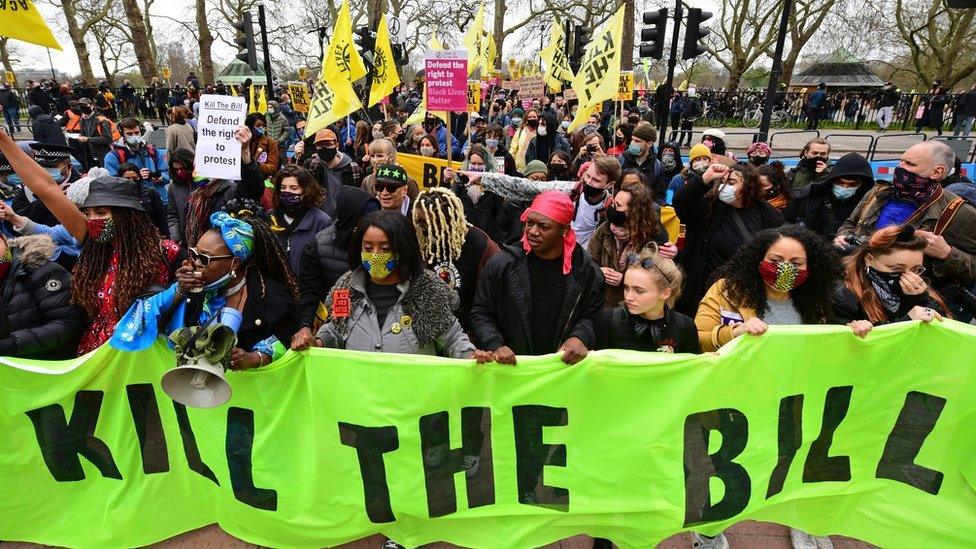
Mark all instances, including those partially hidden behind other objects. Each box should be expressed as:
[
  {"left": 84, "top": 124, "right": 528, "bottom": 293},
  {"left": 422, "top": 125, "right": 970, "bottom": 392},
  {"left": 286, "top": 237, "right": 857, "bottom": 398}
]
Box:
[
  {"left": 639, "top": 8, "right": 668, "bottom": 60},
  {"left": 233, "top": 12, "right": 258, "bottom": 71},
  {"left": 682, "top": 8, "right": 712, "bottom": 60},
  {"left": 569, "top": 25, "right": 590, "bottom": 75},
  {"left": 354, "top": 26, "right": 377, "bottom": 70}
]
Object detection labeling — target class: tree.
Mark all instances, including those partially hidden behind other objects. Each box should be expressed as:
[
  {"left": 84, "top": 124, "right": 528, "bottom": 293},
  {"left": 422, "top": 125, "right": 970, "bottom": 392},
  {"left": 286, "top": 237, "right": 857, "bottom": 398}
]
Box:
[
  {"left": 706, "top": 0, "right": 782, "bottom": 90},
  {"left": 0, "top": 38, "right": 21, "bottom": 85},
  {"left": 45, "top": 0, "right": 115, "bottom": 83},
  {"left": 120, "top": 0, "right": 158, "bottom": 80},
  {"left": 196, "top": 0, "right": 216, "bottom": 84},
  {"left": 893, "top": 0, "right": 976, "bottom": 88},
  {"left": 773, "top": 0, "right": 841, "bottom": 86}
]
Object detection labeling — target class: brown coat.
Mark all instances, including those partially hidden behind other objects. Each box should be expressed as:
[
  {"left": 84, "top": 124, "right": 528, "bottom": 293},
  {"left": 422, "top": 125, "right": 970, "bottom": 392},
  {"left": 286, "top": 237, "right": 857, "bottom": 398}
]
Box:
[{"left": 587, "top": 221, "right": 667, "bottom": 309}]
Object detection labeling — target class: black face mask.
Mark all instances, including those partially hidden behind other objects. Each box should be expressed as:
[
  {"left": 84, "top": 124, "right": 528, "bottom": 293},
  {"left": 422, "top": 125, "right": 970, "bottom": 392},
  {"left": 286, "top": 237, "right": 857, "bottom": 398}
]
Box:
[
  {"left": 582, "top": 183, "right": 605, "bottom": 200},
  {"left": 549, "top": 163, "right": 567, "bottom": 178},
  {"left": 606, "top": 205, "right": 627, "bottom": 226},
  {"left": 867, "top": 266, "right": 902, "bottom": 292},
  {"left": 80, "top": 106, "right": 93, "bottom": 115},
  {"left": 70, "top": 108, "right": 82, "bottom": 115},
  {"left": 749, "top": 156, "right": 769, "bottom": 166},
  {"left": 317, "top": 147, "right": 337, "bottom": 163},
  {"left": 526, "top": 118, "right": 539, "bottom": 129},
  {"left": 801, "top": 156, "right": 823, "bottom": 169}
]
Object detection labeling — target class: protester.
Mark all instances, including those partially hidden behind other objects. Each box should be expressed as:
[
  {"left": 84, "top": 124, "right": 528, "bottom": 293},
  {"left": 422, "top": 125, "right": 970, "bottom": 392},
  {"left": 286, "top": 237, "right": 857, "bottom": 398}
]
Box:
[
  {"left": 417, "top": 134, "right": 442, "bottom": 159},
  {"left": 373, "top": 163, "right": 413, "bottom": 215},
  {"left": 165, "top": 106, "right": 196, "bottom": 154},
  {"left": 295, "top": 128, "right": 361, "bottom": 218},
  {"left": 618, "top": 122, "right": 665, "bottom": 201},
  {"left": 657, "top": 141, "right": 683, "bottom": 188},
  {"left": 571, "top": 131, "right": 606, "bottom": 175},
  {"left": 509, "top": 109, "right": 540, "bottom": 171},
  {"left": 244, "top": 113, "right": 280, "bottom": 178},
  {"left": 746, "top": 142, "right": 772, "bottom": 166},
  {"left": 265, "top": 101, "right": 291, "bottom": 152},
  {"left": 833, "top": 225, "right": 946, "bottom": 337},
  {"left": 673, "top": 163, "right": 786, "bottom": 315},
  {"left": 412, "top": 187, "right": 499, "bottom": 333},
  {"left": 402, "top": 124, "right": 426, "bottom": 154},
  {"left": 116, "top": 161, "right": 169, "bottom": 235},
  {"left": 666, "top": 143, "right": 711, "bottom": 205},
  {"left": 0, "top": 83, "right": 21, "bottom": 135},
  {"left": 484, "top": 123, "right": 518, "bottom": 175},
  {"left": 0, "top": 232, "right": 86, "bottom": 359},
  {"left": 701, "top": 128, "right": 736, "bottom": 165},
  {"left": 166, "top": 131, "right": 266, "bottom": 246},
  {"left": 594, "top": 251, "right": 697, "bottom": 353},
  {"left": 425, "top": 114, "right": 462, "bottom": 159},
  {"left": 12, "top": 143, "right": 77, "bottom": 228},
  {"left": 470, "top": 190, "right": 604, "bottom": 364},
  {"left": 588, "top": 180, "right": 670, "bottom": 308},
  {"left": 548, "top": 150, "right": 571, "bottom": 182},
  {"left": 786, "top": 152, "right": 875, "bottom": 239},
  {"left": 952, "top": 82, "right": 976, "bottom": 137},
  {"left": 74, "top": 97, "right": 119, "bottom": 168},
  {"left": 607, "top": 122, "right": 633, "bottom": 156},
  {"left": 833, "top": 141, "right": 976, "bottom": 318},
  {"left": 450, "top": 158, "right": 528, "bottom": 247},
  {"left": 570, "top": 156, "right": 619, "bottom": 248},
  {"left": 361, "top": 138, "right": 419, "bottom": 202},
  {"left": 695, "top": 224, "right": 843, "bottom": 353},
  {"left": 103, "top": 117, "right": 170, "bottom": 200},
  {"left": 873, "top": 81, "right": 900, "bottom": 132},
  {"left": 270, "top": 164, "right": 332, "bottom": 274},
  {"left": 758, "top": 161, "right": 792, "bottom": 211},
  {"left": 525, "top": 112, "right": 570, "bottom": 166},
  {"left": 112, "top": 203, "right": 301, "bottom": 370},
  {"left": 788, "top": 138, "right": 831, "bottom": 191},
  {"left": 314, "top": 210, "right": 483, "bottom": 359}
]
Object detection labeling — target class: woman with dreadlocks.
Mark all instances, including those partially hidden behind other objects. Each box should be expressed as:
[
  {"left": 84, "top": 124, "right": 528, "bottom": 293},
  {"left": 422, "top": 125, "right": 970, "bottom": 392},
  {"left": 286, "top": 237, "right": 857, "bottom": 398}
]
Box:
[
  {"left": 112, "top": 200, "right": 301, "bottom": 370},
  {"left": 166, "top": 129, "right": 266, "bottom": 246},
  {"left": 0, "top": 128, "right": 181, "bottom": 355},
  {"left": 412, "top": 187, "right": 499, "bottom": 334}
]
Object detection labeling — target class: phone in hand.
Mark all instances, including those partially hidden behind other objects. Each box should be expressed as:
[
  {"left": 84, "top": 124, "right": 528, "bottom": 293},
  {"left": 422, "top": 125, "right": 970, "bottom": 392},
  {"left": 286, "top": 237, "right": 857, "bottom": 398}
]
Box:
[
  {"left": 586, "top": 144, "right": 598, "bottom": 153},
  {"left": 456, "top": 173, "right": 470, "bottom": 185}
]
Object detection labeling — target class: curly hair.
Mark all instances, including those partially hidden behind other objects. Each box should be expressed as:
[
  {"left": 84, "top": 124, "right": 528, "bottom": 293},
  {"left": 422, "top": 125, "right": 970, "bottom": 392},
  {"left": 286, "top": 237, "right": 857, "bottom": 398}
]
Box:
[
  {"left": 617, "top": 180, "right": 660, "bottom": 247},
  {"left": 710, "top": 224, "right": 842, "bottom": 324},
  {"left": 71, "top": 208, "right": 165, "bottom": 318},
  {"left": 704, "top": 163, "right": 766, "bottom": 212},
  {"left": 413, "top": 187, "right": 468, "bottom": 265},
  {"left": 272, "top": 164, "right": 324, "bottom": 209},
  {"left": 218, "top": 199, "right": 300, "bottom": 299}
]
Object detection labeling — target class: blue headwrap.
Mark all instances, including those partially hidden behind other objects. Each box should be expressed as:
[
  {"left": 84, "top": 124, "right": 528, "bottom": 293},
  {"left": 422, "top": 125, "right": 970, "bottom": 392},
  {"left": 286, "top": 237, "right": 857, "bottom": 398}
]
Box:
[{"left": 209, "top": 211, "right": 254, "bottom": 261}]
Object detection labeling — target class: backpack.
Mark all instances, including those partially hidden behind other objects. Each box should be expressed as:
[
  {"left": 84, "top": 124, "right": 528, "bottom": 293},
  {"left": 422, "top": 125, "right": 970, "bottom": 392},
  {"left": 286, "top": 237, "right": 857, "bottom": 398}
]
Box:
[{"left": 112, "top": 142, "right": 160, "bottom": 173}]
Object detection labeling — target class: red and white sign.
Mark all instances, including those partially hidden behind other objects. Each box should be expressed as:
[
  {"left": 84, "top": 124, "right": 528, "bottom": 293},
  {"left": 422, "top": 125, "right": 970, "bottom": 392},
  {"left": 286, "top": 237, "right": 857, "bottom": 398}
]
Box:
[{"left": 425, "top": 50, "right": 468, "bottom": 112}]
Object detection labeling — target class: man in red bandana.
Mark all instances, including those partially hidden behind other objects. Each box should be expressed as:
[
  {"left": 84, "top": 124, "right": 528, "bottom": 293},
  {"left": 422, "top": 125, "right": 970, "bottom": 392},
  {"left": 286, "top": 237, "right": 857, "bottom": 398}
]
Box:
[{"left": 470, "top": 190, "right": 605, "bottom": 365}]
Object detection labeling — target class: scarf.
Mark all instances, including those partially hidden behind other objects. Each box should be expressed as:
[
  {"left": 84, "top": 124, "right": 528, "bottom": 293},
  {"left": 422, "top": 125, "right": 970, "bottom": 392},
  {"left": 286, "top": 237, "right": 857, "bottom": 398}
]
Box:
[{"left": 520, "top": 190, "right": 576, "bottom": 274}]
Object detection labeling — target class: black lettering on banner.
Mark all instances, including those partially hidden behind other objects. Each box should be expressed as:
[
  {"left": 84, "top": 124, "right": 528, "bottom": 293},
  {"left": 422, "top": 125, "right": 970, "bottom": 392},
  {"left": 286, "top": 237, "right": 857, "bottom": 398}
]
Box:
[
  {"left": 25, "top": 391, "right": 122, "bottom": 482},
  {"left": 339, "top": 422, "right": 400, "bottom": 523},
  {"left": 766, "top": 394, "right": 803, "bottom": 499},
  {"left": 126, "top": 384, "right": 169, "bottom": 474},
  {"left": 419, "top": 408, "right": 494, "bottom": 518},
  {"left": 423, "top": 163, "right": 439, "bottom": 188},
  {"left": 512, "top": 405, "right": 569, "bottom": 512},
  {"left": 803, "top": 386, "right": 853, "bottom": 483},
  {"left": 226, "top": 407, "right": 278, "bottom": 511},
  {"left": 682, "top": 408, "right": 750, "bottom": 526},
  {"left": 172, "top": 402, "right": 219, "bottom": 485},
  {"left": 875, "top": 391, "right": 946, "bottom": 495}
]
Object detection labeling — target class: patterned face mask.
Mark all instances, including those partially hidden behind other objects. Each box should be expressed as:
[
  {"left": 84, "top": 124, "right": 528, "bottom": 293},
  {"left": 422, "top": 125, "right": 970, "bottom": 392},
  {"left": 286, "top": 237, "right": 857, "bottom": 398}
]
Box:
[
  {"left": 86, "top": 218, "right": 116, "bottom": 244},
  {"left": 759, "top": 260, "right": 809, "bottom": 292},
  {"left": 891, "top": 166, "right": 937, "bottom": 204},
  {"left": 362, "top": 251, "right": 398, "bottom": 280}
]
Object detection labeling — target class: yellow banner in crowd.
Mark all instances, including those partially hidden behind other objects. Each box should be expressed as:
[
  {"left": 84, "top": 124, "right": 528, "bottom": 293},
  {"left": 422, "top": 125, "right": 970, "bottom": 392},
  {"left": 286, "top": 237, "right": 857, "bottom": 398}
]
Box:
[{"left": 399, "top": 153, "right": 459, "bottom": 189}]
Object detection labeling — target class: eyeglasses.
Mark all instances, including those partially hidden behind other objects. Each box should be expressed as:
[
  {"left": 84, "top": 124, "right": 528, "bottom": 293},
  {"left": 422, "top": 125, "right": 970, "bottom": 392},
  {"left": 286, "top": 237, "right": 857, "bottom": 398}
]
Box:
[
  {"left": 375, "top": 181, "right": 406, "bottom": 194},
  {"left": 188, "top": 247, "right": 234, "bottom": 267},
  {"left": 626, "top": 253, "right": 673, "bottom": 283}
]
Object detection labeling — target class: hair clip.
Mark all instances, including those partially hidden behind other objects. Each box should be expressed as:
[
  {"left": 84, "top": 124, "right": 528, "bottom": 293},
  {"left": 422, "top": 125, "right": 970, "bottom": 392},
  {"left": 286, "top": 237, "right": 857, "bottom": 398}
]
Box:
[{"left": 896, "top": 225, "right": 915, "bottom": 242}]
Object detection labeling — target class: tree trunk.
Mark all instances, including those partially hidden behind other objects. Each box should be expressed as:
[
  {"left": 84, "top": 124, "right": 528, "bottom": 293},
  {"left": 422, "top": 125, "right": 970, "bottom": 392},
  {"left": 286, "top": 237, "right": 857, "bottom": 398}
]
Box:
[
  {"left": 0, "top": 39, "right": 15, "bottom": 85},
  {"left": 61, "top": 1, "right": 97, "bottom": 82},
  {"left": 493, "top": 0, "right": 505, "bottom": 70},
  {"left": 726, "top": 63, "right": 745, "bottom": 91},
  {"left": 121, "top": 0, "right": 157, "bottom": 81},
  {"left": 142, "top": 0, "right": 158, "bottom": 66},
  {"left": 780, "top": 54, "right": 798, "bottom": 88},
  {"left": 621, "top": 0, "right": 635, "bottom": 71},
  {"left": 196, "top": 0, "right": 215, "bottom": 84}
]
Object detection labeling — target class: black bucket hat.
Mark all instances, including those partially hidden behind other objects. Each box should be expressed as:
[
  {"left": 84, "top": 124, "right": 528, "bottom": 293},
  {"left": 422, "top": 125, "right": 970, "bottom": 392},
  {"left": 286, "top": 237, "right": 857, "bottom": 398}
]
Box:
[{"left": 81, "top": 176, "right": 145, "bottom": 212}]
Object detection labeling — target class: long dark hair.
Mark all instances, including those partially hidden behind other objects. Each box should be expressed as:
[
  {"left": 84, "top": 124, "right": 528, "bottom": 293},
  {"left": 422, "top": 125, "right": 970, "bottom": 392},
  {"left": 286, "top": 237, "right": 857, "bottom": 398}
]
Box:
[
  {"left": 711, "top": 224, "right": 842, "bottom": 324},
  {"left": 168, "top": 147, "right": 195, "bottom": 174},
  {"left": 219, "top": 199, "right": 299, "bottom": 298},
  {"left": 758, "top": 161, "right": 791, "bottom": 207},
  {"left": 704, "top": 163, "right": 766, "bottom": 211},
  {"left": 348, "top": 210, "right": 424, "bottom": 283},
  {"left": 272, "top": 164, "right": 324, "bottom": 208}
]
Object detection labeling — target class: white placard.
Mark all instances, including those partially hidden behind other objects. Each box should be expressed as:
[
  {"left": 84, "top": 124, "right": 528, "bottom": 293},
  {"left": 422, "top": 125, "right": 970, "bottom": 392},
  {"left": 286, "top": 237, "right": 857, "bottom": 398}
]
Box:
[
  {"left": 389, "top": 13, "right": 407, "bottom": 44},
  {"left": 194, "top": 94, "right": 247, "bottom": 181}
]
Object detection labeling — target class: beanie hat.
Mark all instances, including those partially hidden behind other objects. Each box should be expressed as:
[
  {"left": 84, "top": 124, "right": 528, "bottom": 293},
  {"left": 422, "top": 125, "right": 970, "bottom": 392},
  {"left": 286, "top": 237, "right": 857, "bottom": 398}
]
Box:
[
  {"left": 747, "top": 142, "right": 772, "bottom": 157},
  {"left": 702, "top": 128, "right": 726, "bottom": 140},
  {"left": 523, "top": 160, "right": 549, "bottom": 178},
  {"left": 689, "top": 144, "right": 711, "bottom": 161},
  {"left": 632, "top": 122, "right": 656, "bottom": 142}
]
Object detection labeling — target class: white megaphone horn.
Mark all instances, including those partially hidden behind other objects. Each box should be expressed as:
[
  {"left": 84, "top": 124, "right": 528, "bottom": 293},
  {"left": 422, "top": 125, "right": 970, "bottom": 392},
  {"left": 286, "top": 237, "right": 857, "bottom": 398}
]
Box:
[{"left": 162, "top": 355, "right": 232, "bottom": 408}]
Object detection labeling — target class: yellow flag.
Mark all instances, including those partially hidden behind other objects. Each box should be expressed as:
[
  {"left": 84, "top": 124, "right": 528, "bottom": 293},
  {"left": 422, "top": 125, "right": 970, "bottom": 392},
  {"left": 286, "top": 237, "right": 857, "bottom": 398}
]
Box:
[
  {"left": 480, "top": 31, "right": 497, "bottom": 74},
  {"left": 0, "top": 0, "right": 61, "bottom": 50},
  {"left": 249, "top": 84, "right": 257, "bottom": 114},
  {"left": 305, "top": 78, "right": 362, "bottom": 138},
  {"left": 462, "top": 2, "right": 484, "bottom": 76},
  {"left": 568, "top": 4, "right": 625, "bottom": 132},
  {"left": 540, "top": 22, "right": 574, "bottom": 90},
  {"left": 368, "top": 14, "right": 401, "bottom": 107},
  {"left": 325, "top": 0, "right": 368, "bottom": 84},
  {"left": 231, "top": 85, "right": 239, "bottom": 97},
  {"left": 257, "top": 86, "right": 268, "bottom": 113}
]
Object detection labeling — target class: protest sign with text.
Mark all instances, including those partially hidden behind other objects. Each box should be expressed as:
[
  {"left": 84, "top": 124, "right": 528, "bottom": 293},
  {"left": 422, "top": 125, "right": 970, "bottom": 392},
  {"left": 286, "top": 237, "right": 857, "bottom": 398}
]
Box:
[
  {"left": 288, "top": 82, "right": 310, "bottom": 113},
  {"left": 425, "top": 50, "right": 468, "bottom": 112},
  {"left": 194, "top": 94, "right": 246, "bottom": 180}
]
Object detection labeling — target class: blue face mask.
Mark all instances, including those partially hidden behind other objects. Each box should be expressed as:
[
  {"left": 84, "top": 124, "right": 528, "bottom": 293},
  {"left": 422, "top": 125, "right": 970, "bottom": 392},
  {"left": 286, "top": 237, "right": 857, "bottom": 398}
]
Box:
[
  {"left": 253, "top": 127, "right": 265, "bottom": 137},
  {"left": 626, "top": 143, "right": 644, "bottom": 156},
  {"left": 6, "top": 174, "right": 22, "bottom": 186},
  {"left": 832, "top": 184, "right": 858, "bottom": 200},
  {"left": 45, "top": 167, "right": 67, "bottom": 183}
]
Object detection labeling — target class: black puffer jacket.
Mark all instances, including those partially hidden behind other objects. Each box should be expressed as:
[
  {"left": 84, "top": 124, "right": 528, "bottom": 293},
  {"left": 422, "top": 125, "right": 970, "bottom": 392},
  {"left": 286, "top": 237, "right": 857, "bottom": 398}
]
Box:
[
  {"left": 0, "top": 235, "right": 86, "bottom": 359},
  {"left": 297, "top": 186, "right": 378, "bottom": 328},
  {"left": 469, "top": 243, "right": 605, "bottom": 354}
]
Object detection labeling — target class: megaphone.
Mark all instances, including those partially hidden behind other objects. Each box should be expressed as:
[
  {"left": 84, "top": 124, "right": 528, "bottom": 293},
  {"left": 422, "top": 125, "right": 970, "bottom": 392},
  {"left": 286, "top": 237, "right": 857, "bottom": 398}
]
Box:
[{"left": 162, "top": 356, "right": 232, "bottom": 408}]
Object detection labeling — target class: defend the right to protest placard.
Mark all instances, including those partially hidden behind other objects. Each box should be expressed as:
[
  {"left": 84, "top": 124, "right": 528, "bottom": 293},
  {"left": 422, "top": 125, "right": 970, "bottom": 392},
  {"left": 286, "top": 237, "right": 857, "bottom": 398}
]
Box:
[{"left": 194, "top": 94, "right": 247, "bottom": 180}]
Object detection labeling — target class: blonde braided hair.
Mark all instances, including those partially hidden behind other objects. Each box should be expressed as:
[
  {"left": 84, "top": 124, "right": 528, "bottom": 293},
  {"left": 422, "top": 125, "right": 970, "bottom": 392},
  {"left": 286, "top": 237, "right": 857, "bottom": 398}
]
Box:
[{"left": 412, "top": 187, "right": 468, "bottom": 265}]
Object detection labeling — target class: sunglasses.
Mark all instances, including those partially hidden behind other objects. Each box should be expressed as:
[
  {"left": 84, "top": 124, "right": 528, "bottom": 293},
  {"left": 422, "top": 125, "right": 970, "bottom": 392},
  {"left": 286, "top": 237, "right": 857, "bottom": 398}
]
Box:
[
  {"left": 188, "top": 247, "right": 234, "bottom": 267},
  {"left": 626, "top": 253, "right": 673, "bottom": 284},
  {"left": 375, "top": 181, "right": 406, "bottom": 194}
]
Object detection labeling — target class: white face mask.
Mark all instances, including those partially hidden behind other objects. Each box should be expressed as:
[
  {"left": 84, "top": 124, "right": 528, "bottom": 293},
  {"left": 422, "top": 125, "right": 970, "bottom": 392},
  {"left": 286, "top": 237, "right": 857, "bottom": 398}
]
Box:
[
  {"left": 718, "top": 182, "right": 738, "bottom": 205},
  {"left": 537, "top": 126, "right": 548, "bottom": 137},
  {"left": 692, "top": 160, "right": 710, "bottom": 173}
]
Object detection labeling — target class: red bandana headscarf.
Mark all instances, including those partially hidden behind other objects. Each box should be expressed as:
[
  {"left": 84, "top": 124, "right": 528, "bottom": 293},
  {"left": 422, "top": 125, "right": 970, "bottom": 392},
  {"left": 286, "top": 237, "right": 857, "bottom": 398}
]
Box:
[{"left": 520, "top": 190, "right": 577, "bottom": 274}]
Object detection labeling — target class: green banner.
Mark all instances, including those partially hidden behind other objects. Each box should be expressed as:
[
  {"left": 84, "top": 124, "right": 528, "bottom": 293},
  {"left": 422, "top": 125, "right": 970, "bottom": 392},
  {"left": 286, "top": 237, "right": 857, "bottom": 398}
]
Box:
[{"left": 1, "top": 322, "right": 975, "bottom": 548}]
